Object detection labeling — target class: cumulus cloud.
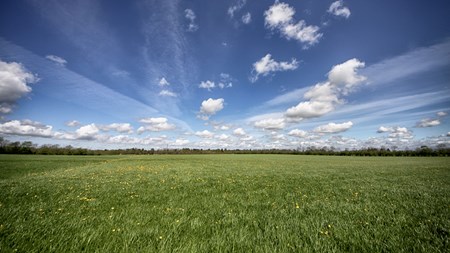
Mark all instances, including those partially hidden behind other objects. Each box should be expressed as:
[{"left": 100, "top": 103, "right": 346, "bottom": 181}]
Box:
[
  {"left": 158, "top": 77, "right": 170, "bottom": 86},
  {"left": 251, "top": 54, "right": 298, "bottom": 82},
  {"left": 328, "top": 1, "right": 351, "bottom": 19},
  {"left": 195, "top": 130, "right": 214, "bottom": 138},
  {"left": 0, "top": 120, "right": 53, "bottom": 137},
  {"left": 185, "top": 9, "right": 198, "bottom": 32},
  {"left": 199, "top": 98, "right": 224, "bottom": 120},
  {"left": 137, "top": 117, "right": 176, "bottom": 133},
  {"left": 264, "top": 2, "right": 295, "bottom": 28},
  {"left": 242, "top": 12, "right": 252, "bottom": 24},
  {"left": 66, "top": 120, "right": 81, "bottom": 127},
  {"left": 285, "top": 58, "right": 366, "bottom": 119},
  {"left": 288, "top": 129, "right": 308, "bottom": 138},
  {"left": 159, "top": 90, "right": 177, "bottom": 97},
  {"left": 0, "top": 60, "right": 38, "bottom": 114},
  {"left": 173, "top": 138, "right": 190, "bottom": 146},
  {"left": 416, "top": 111, "right": 447, "bottom": 128},
  {"left": 45, "top": 55, "right": 67, "bottom": 66},
  {"left": 285, "top": 100, "right": 335, "bottom": 119},
  {"left": 199, "top": 74, "right": 233, "bottom": 90},
  {"left": 313, "top": 121, "right": 353, "bottom": 134},
  {"left": 327, "top": 58, "right": 366, "bottom": 93},
  {"left": 416, "top": 119, "right": 441, "bottom": 128},
  {"left": 99, "top": 123, "right": 133, "bottom": 133},
  {"left": 199, "top": 80, "right": 215, "bottom": 91},
  {"left": 264, "top": 2, "right": 322, "bottom": 48},
  {"left": 218, "top": 125, "right": 230, "bottom": 131},
  {"left": 377, "top": 126, "right": 413, "bottom": 140},
  {"left": 75, "top": 123, "right": 100, "bottom": 140},
  {"left": 377, "top": 126, "right": 394, "bottom": 133},
  {"left": 233, "top": 127, "right": 246, "bottom": 136},
  {"left": 254, "top": 118, "right": 286, "bottom": 130},
  {"left": 217, "top": 134, "right": 230, "bottom": 140}
]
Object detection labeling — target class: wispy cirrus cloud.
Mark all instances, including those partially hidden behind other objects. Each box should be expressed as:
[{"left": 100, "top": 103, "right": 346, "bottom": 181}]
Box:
[
  {"left": 361, "top": 38, "right": 450, "bottom": 86},
  {"left": 28, "top": 0, "right": 121, "bottom": 71},
  {"left": 0, "top": 38, "right": 193, "bottom": 133},
  {"left": 137, "top": 1, "right": 198, "bottom": 115},
  {"left": 45, "top": 55, "right": 67, "bottom": 67}
]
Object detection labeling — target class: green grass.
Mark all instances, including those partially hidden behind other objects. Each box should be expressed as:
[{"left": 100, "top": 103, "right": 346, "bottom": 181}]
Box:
[{"left": 1, "top": 155, "right": 449, "bottom": 252}]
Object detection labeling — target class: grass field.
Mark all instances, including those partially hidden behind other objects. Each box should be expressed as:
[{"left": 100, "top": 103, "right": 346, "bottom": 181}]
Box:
[{"left": 0, "top": 154, "right": 449, "bottom": 252}]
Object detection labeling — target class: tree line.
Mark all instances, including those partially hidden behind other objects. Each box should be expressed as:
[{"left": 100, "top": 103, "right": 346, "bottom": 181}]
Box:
[{"left": 0, "top": 137, "right": 449, "bottom": 156}]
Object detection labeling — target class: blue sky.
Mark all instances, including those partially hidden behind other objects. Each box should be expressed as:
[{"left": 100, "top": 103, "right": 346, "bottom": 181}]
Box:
[{"left": 0, "top": 0, "right": 449, "bottom": 150}]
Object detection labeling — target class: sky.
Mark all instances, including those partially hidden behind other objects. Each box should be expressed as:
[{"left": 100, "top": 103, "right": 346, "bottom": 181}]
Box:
[{"left": 0, "top": 0, "right": 449, "bottom": 150}]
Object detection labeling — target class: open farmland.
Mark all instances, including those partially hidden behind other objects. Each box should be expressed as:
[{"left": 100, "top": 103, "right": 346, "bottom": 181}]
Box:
[{"left": 0, "top": 154, "right": 449, "bottom": 252}]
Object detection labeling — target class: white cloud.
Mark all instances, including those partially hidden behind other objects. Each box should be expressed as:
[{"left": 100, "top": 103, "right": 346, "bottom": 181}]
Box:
[
  {"left": 0, "top": 120, "right": 53, "bottom": 137},
  {"left": 254, "top": 118, "right": 286, "bottom": 130},
  {"left": 327, "top": 58, "right": 366, "bottom": 93},
  {"left": 99, "top": 123, "right": 133, "bottom": 133},
  {"left": 313, "top": 121, "right": 353, "bottom": 134},
  {"left": 437, "top": 111, "right": 447, "bottom": 117},
  {"left": 285, "top": 100, "right": 335, "bottom": 119},
  {"left": 264, "top": 2, "right": 295, "bottom": 28},
  {"left": 45, "top": 55, "right": 67, "bottom": 66},
  {"left": 328, "top": 1, "right": 351, "bottom": 19},
  {"left": 195, "top": 130, "right": 214, "bottom": 138},
  {"left": 285, "top": 58, "right": 366, "bottom": 119},
  {"left": 251, "top": 54, "right": 298, "bottom": 82},
  {"left": 199, "top": 98, "right": 224, "bottom": 120},
  {"left": 159, "top": 90, "right": 177, "bottom": 97},
  {"left": 217, "top": 134, "right": 230, "bottom": 140},
  {"left": 199, "top": 80, "right": 215, "bottom": 90},
  {"left": 158, "top": 77, "right": 170, "bottom": 86},
  {"left": 233, "top": 127, "right": 246, "bottom": 136},
  {"left": 200, "top": 74, "right": 233, "bottom": 90},
  {"left": 264, "top": 2, "right": 322, "bottom": 47},
  {"left": 288, "top": 129, "right": 308, "bottom": 138},
  {"left": 228, "top": 0, "right": 247, "bottom": 18},
  {"left": 281, "top": 21, "right": 322, "bottom": 47},
  {"left": 138, "top": 117, "right": 176, "bottom": 133},
  {"left": 416, "top": 118, "right": 441, "bottom": 128},
  {"left": 416, "top": 111, "right": 447, "bottom": 128},
  {"left": 185, "top": 9, "right": 198, "bottom": 32},
  {"left": 0, "top": 60, "right": 38, "bottom": 114},
  {"left": 75, "top": 123, "right": 100, "bottom": 140},
  {"left": 242, "top": 12, "right": 252, "bottom": 24},
  {"left": 173, "top": 138, "right": 190, "bottom": 146},
  {"left": 377, "top": 126, "right": 414, "bottom": 140},
  {"left": 66, "top": 120, "right": 81, "bottom": 127},
  {"left": 218, "top": 82, "right": 232, "bottom": 89},
  {"left": 377, "top": 126, "right": 394, "bottom": 133}
]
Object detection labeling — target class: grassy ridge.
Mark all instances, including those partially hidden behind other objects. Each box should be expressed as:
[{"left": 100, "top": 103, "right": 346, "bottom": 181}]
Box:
[{"left": 1, "top": 155, "right": 449, "bottom": 252}]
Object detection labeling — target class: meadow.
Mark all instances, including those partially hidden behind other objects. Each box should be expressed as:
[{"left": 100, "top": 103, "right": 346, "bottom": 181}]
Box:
[{"left": 0, "top": 154, "right": 449, "bottom": 252}]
